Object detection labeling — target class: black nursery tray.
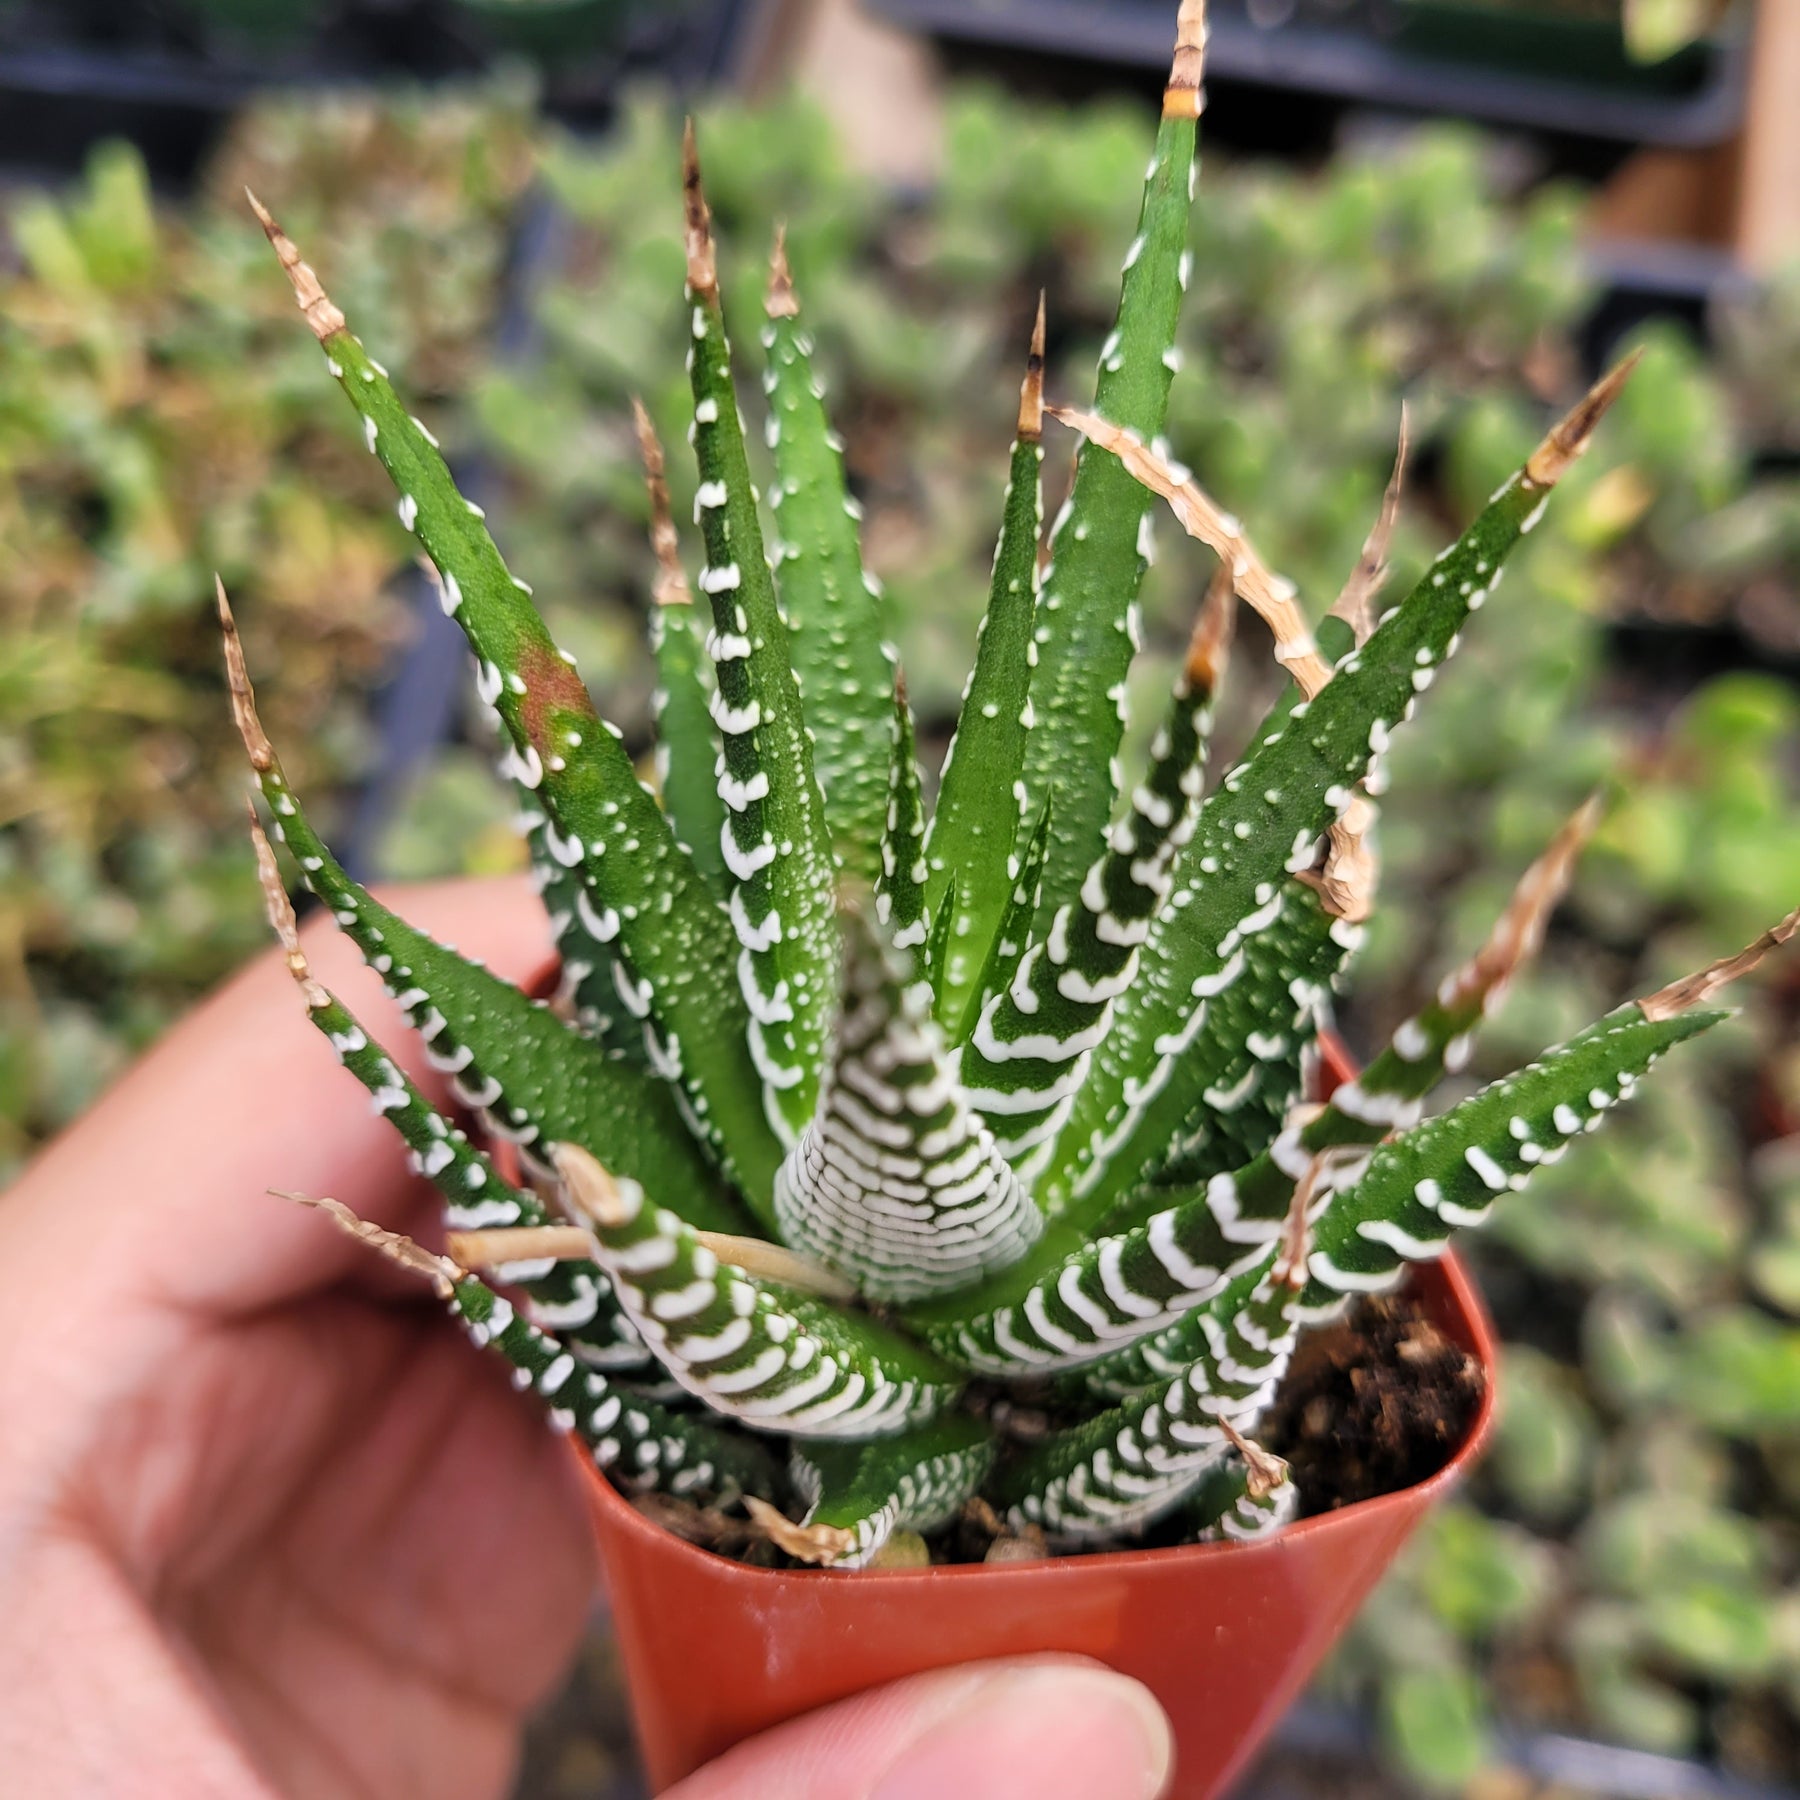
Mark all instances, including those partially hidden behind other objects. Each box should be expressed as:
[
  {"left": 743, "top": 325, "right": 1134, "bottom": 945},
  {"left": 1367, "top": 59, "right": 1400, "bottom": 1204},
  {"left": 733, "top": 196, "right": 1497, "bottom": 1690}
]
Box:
[
  {"left": 0, "top": 0, "right": 752, "bottom": 181},
  {"left": 867, "top": 0, "right": 1750, "bottom": 149}
]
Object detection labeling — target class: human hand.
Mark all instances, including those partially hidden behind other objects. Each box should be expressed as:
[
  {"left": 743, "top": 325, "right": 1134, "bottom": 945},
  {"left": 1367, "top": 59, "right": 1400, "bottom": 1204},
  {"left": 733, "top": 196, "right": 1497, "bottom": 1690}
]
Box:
[
  {"left": 0, "top": 877, "right": 587, "bottom": 1799},
  {"left": 0, "top": 878, "right": 1172, "bottom": 1800}
]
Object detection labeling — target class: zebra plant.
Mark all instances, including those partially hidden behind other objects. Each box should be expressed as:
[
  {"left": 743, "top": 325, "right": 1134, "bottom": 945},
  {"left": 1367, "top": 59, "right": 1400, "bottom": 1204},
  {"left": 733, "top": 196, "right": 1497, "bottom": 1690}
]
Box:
[{"left": 230, "top": 0, "right": 1795, "bottom": 1569}]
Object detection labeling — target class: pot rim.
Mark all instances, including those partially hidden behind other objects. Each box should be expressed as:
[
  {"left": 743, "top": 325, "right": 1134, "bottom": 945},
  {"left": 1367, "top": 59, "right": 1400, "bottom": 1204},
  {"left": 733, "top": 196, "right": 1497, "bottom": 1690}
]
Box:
[{"left": 575, "top": 1251, "right": 1497, "bottom": 1587}]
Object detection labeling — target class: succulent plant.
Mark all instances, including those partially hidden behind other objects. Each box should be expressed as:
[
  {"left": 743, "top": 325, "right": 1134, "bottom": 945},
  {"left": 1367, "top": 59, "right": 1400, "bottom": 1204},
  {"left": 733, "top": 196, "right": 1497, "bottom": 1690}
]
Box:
[{"left": 227, "top": 2, "right": 1796, "bottom": 1569}]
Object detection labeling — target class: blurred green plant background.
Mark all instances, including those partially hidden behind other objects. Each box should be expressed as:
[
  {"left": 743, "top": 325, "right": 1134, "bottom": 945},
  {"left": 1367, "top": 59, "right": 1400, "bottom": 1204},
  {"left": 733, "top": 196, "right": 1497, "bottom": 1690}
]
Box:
[{"left": 3, "top": 73, "right": 1797, "bottom": 1792}]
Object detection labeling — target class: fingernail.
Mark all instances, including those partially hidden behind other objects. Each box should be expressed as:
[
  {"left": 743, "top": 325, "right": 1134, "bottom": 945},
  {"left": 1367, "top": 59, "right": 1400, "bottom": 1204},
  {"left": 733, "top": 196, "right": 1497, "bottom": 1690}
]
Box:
[{"left": 870, "top": 1660, "right": 1173, "bottom": 1800}]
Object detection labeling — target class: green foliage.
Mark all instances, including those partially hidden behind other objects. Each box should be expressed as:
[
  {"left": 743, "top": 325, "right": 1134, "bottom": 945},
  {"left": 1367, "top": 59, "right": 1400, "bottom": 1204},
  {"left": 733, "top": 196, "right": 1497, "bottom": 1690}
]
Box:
[{"left": 0, "top": 89, "right": 538, "bottom": 1177}]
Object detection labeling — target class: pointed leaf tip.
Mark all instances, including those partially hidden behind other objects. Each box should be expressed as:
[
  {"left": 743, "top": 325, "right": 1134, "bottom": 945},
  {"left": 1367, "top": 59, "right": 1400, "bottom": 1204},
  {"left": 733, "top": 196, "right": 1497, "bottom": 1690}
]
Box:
[
  {"left": 1638, "top": 904, "right": 1800, "bottom": 1021},
  {"left": 1218, "top": 1417, "right": 1288, "bottom": 1499},
  {"left": 554, "top": 1141, "right": 633, "bottom": 1228},
  {"left": 1329, "top": 406, "right": 1410, "bottom": 644},
  {"left": 217, "top": 577, "right": 274, "bottom": 773},
  {"left": 681, "top": 117, "right": 717, "bottom": 296},
  {"left": 1166, "top": 0, "right": 1208, "bottom": 116},
  {"left": 282, "top": 1191, "right": 460, "bottom": 1296},
  {"left": 1526, "top": 350, "right": 1643, "bottom": 488},
  {"left": 765, "top": 221, "right": 799, "bottom": 318},
  {"left": 1018, "top": 293, "right": 1047, "bottom": 441},
  {"left": 246, "top": 189, "right": 345, "bottom": 341},
  {"left": 246, "top": 804, "right": 331, "bottom": 1009},
  {"left": 1185, "top": 559, "right": 1237, "bottom": 692},
  {"left": 632, "top": 397, "right": 692, "bottom": 608}
]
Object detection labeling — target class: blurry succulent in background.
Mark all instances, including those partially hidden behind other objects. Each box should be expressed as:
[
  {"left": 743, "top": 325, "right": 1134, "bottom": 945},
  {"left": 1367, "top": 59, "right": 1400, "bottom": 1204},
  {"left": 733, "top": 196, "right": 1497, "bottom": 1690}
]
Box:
[{"left": 0, "top": 89, "right": 536, "bottom": 1177}]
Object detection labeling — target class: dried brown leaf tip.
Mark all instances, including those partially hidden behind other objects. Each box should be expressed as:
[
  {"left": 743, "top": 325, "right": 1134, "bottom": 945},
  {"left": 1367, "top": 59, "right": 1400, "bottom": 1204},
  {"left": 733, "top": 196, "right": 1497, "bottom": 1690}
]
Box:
[
  {"left": 1317, "top": 791, "right": 1380, "bottom": 925},
  {"left": 765, "top": 221, "right": 799, "bottom": 320},
  {"left": 692, "top": 1229, "right": 860, "bottom": 1302},
  {"left": 1018, "top": 292, "right": 1047, "bottom": 443},
  {"left": 1184, "top": 559, "right": 1237, "bottom": 695},
  {"left": 1525, "top": 350, "right": 1642, "bottom": 489},
  {"left": 680, "top": 118, "right": 718, "bottom": 299},
  {"left": 244, "top": 188, "right": 345, "bottom": 341},
  {"left": 744, "top": 1496, "right": 857, "bottom": 1567},
  {"left": 1218, "top": 1417, "right": 1288, "bottom": 1499},
  {"left": 1049, "top": 407, "right": 1330, "bottom": 698},
  {"left": 1329, "top": 407, "right": 1410, "bottom": 645},
  {"left": 1638, "top": 905, "right": 1800, "bottom": 1022},
  {"left": 631, "top": 397, "right": 692, "bottom": 609},
  {"left": 1165, "top": 0, "right": 1207, "bottom": 119},
  {"left": 554, "top": 1141, "right": 633, "bottom": 1228},
  {"left": 217, "top": 576, "right": 274, "bottom": 775},
  {"left": 1441, "top": 791, "right": 1603, "bottom": 1016},
  {"left": 1272, "top": 1152, "right": 1319, "bottom": 1291},
  {"left": 247, "top": 803, "right": 329, "bottom": 1010},
  {"left": 283, "top": 1192, "right": 460, "bottom": 1298}
]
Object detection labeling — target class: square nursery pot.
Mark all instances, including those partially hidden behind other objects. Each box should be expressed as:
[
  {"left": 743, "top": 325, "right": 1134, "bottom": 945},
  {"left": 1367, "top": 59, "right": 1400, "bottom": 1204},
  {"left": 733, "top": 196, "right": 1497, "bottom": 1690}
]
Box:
[{"left": 576, "top": 1253, "right": 1498, "bottom": 1798}]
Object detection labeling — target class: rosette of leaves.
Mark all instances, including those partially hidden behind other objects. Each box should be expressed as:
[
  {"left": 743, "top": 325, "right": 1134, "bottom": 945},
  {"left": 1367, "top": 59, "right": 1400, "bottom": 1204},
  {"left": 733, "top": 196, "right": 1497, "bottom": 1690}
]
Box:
[{"left": 231, "top": 3, "right": 1795, "bottom": 1568}]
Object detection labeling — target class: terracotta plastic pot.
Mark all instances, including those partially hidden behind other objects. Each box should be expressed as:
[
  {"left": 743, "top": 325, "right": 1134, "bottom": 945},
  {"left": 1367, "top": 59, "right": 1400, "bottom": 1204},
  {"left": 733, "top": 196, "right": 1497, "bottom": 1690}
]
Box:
[{"left": 577, "top": 1252, "right": 1497, "bottom": 1797}]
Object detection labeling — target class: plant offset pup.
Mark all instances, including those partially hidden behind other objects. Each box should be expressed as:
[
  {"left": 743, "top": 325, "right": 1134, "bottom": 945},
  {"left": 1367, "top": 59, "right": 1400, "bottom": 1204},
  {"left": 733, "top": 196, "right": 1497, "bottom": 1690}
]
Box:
[{"left": 230, "top": 1, "right": 1794, "bottom": 1568}]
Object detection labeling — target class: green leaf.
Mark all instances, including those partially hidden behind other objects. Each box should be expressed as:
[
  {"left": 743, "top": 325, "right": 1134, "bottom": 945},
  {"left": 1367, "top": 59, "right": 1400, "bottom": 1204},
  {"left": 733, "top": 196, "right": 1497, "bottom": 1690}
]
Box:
[
  {"left": 1019, "top": 39, "right": 1200, "bottom": 925},
  {"left": 876, "top": 677, "right": 928, "bottom": 951},
  {"left": 784, "top": 1414, "right": 997, "bottom": 1567},
  {"left": 681, "top": 134, "right": 839, "bottom": 1141},
  {"left": 636, "top": 396, "right": 730, "bottom": 898},
  {"left": 450, "top": 1273, "right": 781, "bottom": 1503},
  {"left": 1043, "top": 367, "right": 1636, "bottom": 1219},
  {"left": 249, "top": 199, "right": 783, "bottom": 1213},
  {"left": 761, "top": 238, "right": 896, "bottom": 885},
  {"left": 224, "top": 600, "right": 735, "bottom": 1228},
  {"left": 561, "top": 1146, "right": 963, "bottom": 1439},
  {"left": 924, "top": 305, "right": 1044, "bottom": 1032}
]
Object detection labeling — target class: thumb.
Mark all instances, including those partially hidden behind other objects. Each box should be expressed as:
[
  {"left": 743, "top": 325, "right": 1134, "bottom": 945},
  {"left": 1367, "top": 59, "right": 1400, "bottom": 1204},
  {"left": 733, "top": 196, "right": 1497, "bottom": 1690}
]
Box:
[{"left": 665, "top": 1654, "right": 1173, "bottom": 1800}]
